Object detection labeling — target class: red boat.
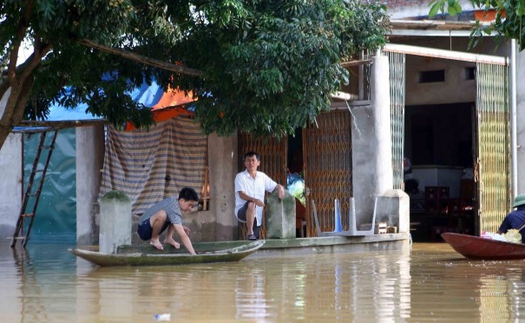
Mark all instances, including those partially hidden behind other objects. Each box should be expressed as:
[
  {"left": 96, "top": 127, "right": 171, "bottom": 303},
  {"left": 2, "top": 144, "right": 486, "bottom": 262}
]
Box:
[{"left": 441, "top": 232, "right": 525, "bottom": 260}]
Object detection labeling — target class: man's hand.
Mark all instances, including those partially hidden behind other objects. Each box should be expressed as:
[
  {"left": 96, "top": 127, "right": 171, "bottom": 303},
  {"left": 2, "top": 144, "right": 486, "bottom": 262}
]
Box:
[
  {"left": 277, "top": 185, "right": 285, "bottom": 199},
  {"left": 183, "top": 226, "right": 191, "bottom": 236}
]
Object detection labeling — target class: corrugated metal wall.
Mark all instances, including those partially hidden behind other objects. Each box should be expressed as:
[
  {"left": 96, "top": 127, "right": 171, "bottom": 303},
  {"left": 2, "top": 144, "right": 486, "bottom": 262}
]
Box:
[{"left": 303, "top": 110, "right": 352, "bottom": 237}]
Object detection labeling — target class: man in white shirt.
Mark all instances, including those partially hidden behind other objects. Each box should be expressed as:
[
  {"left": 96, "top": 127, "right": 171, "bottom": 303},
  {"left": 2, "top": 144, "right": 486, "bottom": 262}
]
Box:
[{"left": 234, "top": 151, "right": 285, "bottom": 240}]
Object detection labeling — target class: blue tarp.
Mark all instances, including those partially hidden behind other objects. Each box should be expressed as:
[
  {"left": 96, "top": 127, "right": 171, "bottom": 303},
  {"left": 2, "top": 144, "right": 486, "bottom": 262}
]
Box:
[{"left": 47, "top": 80, "right": 167, "bottom": 121}]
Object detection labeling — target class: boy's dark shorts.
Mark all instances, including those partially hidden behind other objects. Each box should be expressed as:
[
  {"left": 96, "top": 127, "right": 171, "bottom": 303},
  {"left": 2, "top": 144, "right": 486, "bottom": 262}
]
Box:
[
  {"left": 137, "top": 219, "right": 170, "bottom": 240},
  {"left": 237, "top": 201, "right": 261, "bottom": 238}
]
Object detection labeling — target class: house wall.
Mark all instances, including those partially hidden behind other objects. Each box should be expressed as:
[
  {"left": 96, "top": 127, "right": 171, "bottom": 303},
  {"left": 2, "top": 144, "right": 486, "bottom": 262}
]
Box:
[
  {"left": 394, "top": 37, "right": 508, "bottom": 107},
  {"left": 0, "top": 133, "right": 22, "bottom": 240}
]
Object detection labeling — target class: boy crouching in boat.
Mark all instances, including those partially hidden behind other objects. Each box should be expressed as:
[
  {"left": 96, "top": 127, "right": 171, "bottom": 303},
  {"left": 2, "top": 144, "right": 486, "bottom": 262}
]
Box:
[{"left": 137, "top": 187, "right": 199, "bottom": 255}]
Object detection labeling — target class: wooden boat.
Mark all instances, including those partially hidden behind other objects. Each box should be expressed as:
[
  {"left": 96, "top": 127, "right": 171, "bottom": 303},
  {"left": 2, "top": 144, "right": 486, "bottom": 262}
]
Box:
[
  {"left": 69, "top": 240, "right": 265, "bottom": 267},
  {"left": 441, "top": 232, "right": 525, "bottom": 260}
]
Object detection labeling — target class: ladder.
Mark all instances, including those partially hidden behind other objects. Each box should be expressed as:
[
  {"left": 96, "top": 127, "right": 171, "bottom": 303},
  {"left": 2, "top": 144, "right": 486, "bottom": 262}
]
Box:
[{"left": 10, "top": 130, "right": 59, "bottom": 248}]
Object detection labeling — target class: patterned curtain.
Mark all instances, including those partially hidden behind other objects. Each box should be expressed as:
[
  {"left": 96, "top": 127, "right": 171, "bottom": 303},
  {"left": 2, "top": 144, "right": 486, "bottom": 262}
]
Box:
[{"left": 99, "top": 117, "right": 208, "bottom": 216}]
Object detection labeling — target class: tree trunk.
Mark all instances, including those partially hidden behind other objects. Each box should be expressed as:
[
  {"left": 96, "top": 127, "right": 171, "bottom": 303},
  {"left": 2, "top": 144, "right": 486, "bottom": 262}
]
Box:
[{"left": 0, "top": 78, "right": 34, "bottom": 149}]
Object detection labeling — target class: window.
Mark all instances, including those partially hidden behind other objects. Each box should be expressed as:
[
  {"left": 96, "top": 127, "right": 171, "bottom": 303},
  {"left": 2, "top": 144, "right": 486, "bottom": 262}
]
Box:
[
  {"left": 464, "top": 67, "right": 476, "bottom": 80},
  {"left": 419, "top": 70, "right": 445, "bottom": 83}
]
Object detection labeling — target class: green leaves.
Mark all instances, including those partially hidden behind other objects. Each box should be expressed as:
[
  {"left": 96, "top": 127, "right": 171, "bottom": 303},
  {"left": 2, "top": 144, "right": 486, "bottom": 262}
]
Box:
[
  {"left": 188, "top": 0, "right": 388, "bottom": 137},
  {"left": 2, "top": 0, "right": 389, "bottom": 139},
  {"left": 429, "top": 1, "right": 444, "bottom": 17},
  {"left": 448, "top": 0, "right": 463, "bottom": 15},
  {"left": 429, "top": 0, "right": 462, "bottom": 17}
]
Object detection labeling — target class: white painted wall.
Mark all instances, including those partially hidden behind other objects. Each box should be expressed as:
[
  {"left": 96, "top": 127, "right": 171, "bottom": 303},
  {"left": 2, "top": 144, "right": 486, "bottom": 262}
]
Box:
[{"left": 0, "top": 133, "right": 22, "bottom": 240}]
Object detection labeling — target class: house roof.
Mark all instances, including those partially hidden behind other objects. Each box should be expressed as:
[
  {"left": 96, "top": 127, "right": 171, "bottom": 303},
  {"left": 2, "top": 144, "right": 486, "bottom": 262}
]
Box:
[
  {"left": 391, "top": 19, "right": 477, "bottom": 31},
  {"left": 389, "top": 19, "right": 490, "bottom": 39}
]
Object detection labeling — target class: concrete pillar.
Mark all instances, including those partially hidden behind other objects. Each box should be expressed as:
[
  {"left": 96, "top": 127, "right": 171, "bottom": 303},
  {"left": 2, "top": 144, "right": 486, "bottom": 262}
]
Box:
[
  {"left": 266, "top": 190, "right": 296, "bottom": 239},
  {"left": 375, "top": 189, "right": 410, "bottom": 233},
  {"left": 352, "top": 54, "right": 393, "bottom": 223},
  {"left": 76, "top": 124, "right": 105, "bottom": 245},
  {"left": 0, "top": 133, "right": 22, "bottom": 239},
  {"left": 99, "top": 190, "right": 131, "bottom": 254},
  {"left": 208, "top": 133, "right": 238, "bottom": 241}
]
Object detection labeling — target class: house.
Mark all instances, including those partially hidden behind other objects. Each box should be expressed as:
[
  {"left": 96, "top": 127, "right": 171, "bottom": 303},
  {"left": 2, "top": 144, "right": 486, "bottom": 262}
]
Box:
[
  {"left": 385, "top": 1, "right": 522, "bottom": 240},
  {"left": 0, "top": 49, "right": 412, "bottom": 245}
]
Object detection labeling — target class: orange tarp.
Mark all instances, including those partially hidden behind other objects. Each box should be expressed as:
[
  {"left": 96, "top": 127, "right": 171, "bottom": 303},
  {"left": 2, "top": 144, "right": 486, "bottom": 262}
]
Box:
[
  {"left": 126, "top": 88, "right": 197, "bottom": 131},
  {"left": 152, "top": 88, "right": 196, "bottom": 111}
]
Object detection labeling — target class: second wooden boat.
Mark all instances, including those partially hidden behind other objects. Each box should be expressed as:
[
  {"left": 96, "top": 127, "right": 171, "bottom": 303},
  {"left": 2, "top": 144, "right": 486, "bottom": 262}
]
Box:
[{"left": 441, "top": 232, "right": 525, "bottom": 260}]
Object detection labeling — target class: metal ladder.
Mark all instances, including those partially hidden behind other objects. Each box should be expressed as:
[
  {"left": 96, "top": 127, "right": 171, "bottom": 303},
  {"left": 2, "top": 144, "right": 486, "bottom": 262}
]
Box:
[{"left": 10, "top": 130, "right": 59, "bottom": 248}]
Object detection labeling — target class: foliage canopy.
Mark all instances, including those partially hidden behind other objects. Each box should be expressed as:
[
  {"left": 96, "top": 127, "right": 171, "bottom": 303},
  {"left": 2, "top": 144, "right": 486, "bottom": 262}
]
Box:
[{"left": 0, "top": 0, "right": 389, "bottom": 143}]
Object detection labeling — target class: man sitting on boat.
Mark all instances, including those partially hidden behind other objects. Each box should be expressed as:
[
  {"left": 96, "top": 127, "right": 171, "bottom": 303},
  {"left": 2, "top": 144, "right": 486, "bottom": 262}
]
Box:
[
  {"left": 497, "top": 194, "right": 525, "bottom": 243},
  {"left": 137, "top": 187, "right": 199, "bottom": 254}
]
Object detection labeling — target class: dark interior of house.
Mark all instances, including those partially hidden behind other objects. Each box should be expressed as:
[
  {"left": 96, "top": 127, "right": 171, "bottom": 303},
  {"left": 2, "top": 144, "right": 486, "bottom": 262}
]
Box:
[{"left": 405, "top": 103, "right": 477, "bottom": 242}]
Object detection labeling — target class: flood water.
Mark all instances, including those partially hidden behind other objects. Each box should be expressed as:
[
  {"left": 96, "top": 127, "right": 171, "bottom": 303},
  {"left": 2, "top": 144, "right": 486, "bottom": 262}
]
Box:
[{"left": 1, "top": 242, "right": 525, "bottom": 323}]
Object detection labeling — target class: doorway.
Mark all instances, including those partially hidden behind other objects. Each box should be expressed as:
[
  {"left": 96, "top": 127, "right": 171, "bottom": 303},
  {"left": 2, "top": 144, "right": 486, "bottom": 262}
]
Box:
[{"left": 405, "top": 103, "right": 476, "bottom": 241}]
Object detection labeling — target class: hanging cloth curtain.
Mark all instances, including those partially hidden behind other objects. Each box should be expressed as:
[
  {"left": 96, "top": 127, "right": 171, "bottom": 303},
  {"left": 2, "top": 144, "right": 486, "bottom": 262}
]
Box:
[{"left": 99, "top": 117, "right": 207, "bottom": 216}]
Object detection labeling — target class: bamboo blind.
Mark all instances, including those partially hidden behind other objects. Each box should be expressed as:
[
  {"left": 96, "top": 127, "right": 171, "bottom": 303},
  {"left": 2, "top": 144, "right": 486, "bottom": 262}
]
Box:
[
  {"left": 476, "top": 62, "right": 511, "bottom": 233},
  {"left": 388, "top": 52, "right": 406, "bottom": 190}
]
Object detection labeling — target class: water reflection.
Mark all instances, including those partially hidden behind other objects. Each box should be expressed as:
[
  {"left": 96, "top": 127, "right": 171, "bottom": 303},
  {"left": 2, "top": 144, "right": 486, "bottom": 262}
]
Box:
[{"left": 3, "top": 243, "right": 525, "bottom": 322}]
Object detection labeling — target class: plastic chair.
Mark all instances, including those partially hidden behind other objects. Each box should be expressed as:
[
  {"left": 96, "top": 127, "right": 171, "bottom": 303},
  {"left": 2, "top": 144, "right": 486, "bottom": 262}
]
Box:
[{"left": 312, "top": 197, "right": 377, "bottom": 237}]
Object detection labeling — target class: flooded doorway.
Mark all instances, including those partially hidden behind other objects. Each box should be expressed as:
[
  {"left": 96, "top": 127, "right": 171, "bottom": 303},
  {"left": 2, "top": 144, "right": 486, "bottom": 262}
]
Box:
[
  {"left": 384, "top": 44, "right": 511, "bottom": 242},
  {"left": 405, "top": 103, "right": 476, "bottom": 241}
]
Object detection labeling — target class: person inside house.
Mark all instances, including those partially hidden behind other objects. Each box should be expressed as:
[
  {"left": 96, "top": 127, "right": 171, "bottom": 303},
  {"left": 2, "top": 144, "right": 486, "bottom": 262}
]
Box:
[
  {"left": 497, "top": 194, "right": 525, "bottom": 243},
  {"left": 234, "top": 151, "right": 285, "bottom": 240},
  {"left": 137, "top": 187, "right": 199, "bottom": 253}
]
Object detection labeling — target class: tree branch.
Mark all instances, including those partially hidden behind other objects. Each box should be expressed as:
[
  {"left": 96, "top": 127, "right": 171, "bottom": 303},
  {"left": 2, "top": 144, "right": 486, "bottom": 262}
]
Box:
[{"left": 77, "top": 39, "right": 204, "bottom": 78}]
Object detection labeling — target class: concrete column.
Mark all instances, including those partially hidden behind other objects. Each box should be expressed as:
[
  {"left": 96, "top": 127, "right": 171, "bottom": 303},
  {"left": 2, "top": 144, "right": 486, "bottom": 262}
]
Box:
[
  {"left": 99, "top": 190, "right": 131, "bottom": 254},
  {"left": 76, "top": 124, "right": 105, "bottom": 245},
  {"left": 376, "top": 189, "right": 410, "bottom": 233},
  {"left": 352, "top": 54, "right": 393, "bottom": 223},
  {"left": 266, "top": 190, "right": 295, "bottom": 239},
  {"left": 208, "top": 133, "right": 238, "bottom": 240}
]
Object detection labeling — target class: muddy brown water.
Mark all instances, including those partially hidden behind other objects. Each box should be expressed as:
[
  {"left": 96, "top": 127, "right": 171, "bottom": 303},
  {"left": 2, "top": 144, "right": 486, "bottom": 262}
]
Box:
[{"left": 1, "top": 242, "right": 524, "bottom": 322}]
